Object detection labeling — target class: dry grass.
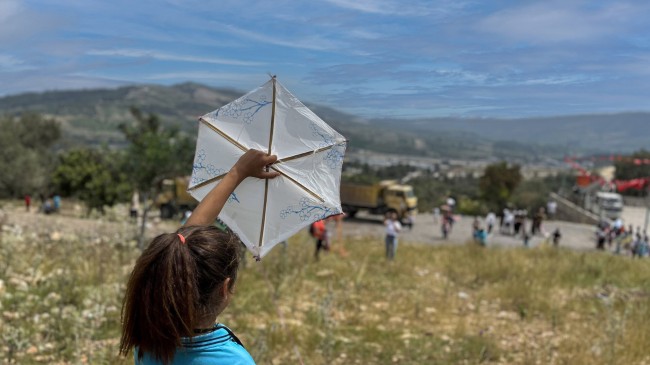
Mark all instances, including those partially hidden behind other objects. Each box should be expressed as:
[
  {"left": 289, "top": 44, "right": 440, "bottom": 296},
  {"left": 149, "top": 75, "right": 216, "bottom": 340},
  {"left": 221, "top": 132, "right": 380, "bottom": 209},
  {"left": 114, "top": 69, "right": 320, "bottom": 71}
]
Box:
[{"left": 1, "top": 215, "right": 650, "bottom": 364}]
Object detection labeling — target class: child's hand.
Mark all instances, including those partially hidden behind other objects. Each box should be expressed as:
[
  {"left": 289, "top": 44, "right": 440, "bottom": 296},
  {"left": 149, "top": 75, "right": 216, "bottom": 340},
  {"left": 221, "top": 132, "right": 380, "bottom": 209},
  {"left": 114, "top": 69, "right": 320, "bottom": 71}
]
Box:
[
  {"left": 231, "top": 149, "right": 281, "bottom": 182},
  {"left": 186, "top": 149, "right": 280, "bottom": 226}
]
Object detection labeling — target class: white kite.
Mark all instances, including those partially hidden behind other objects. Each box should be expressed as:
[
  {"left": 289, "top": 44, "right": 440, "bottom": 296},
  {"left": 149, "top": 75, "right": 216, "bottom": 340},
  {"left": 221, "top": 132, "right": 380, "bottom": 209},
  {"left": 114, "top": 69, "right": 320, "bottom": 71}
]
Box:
[{"left": 188, "top": 77, "right": 347, "bottom": 258}]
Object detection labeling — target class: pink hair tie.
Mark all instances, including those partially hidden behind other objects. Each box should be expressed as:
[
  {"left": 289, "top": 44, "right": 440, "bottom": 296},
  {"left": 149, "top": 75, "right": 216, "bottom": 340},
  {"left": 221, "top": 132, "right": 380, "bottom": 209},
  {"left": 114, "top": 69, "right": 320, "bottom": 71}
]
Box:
[{"left": 177, "top": 233, "right": 186, "bottom": 245}]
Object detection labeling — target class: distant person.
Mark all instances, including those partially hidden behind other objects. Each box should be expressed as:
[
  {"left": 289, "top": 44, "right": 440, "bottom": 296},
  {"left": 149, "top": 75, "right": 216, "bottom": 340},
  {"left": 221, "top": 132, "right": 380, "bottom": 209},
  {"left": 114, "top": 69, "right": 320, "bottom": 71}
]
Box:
[
  {"left": 472, "top": 216, "right": 480, "bottom": 235},
  {"left": 514, "top": 210, "right": 523, "bottom": 235},
  {"left": 384, "top": 211, "right": 402, "bottom": 260},
  {"left": 432, "top": 207, "right": 440, "bottom": 224},
  {"left": 485, "top": 211, "right": 496, "bottom": 234},
  {"left": 502, "top": 208, "right": 514, "bottom": 235},
  {"left": 531, "top": 207, "right": 545, "bottom": 236},
  {"left": 53, "top": 194, "right": 61, "bottom": 212},
  {"left": 441, "top": 209, "right": 454, "bottom": 239},
  {"left": 24, "top": 194, "right": 31, "bottom": 212},
  {"left": 547, "top": 200, "right": 557, "bottom": 220},
  {"left": 596, "top": 227, "right": 606, "bottom": 250},
  {"left": 310, "top": 219, "right": 328, "bottom": 260},
  {"left": 613, "top": 218, "right": 623, "bottom": 231},
  {"left": 405, "top": 211, "right": 415, "bottom": 230},
  {"left": 474, "top": 226, "right": 487, "bottom": 246},
  {"left": 523, "top": 232, "right": 531, "bottom": 247},
  {"left": 43, "top": 198, "right": 54, "bottom": 215},
  {"left": 552, "top": 228, "right": 562, "bottom": 247},
  {"left": 518, "top": 210, "right": 529, "bottom": 237},
  {"left": 446, "top": 196, "right": 456, "bottom": 212},
  {"left": 130, "top": 191, "right": 139, "bottom": 221},
  {"left": 632, "top": 234, "right": 649, "bottom": 258}
]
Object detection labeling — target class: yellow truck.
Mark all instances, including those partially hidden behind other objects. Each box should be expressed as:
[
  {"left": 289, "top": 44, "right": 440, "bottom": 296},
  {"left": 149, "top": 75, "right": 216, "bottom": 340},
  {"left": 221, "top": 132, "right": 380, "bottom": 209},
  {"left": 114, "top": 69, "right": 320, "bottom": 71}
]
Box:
[
  {"left": 155, "top": 176, "right": 198, "bottom": 219},
  {"left": 340, "top": 180, "right": 417, "bottom": 220}
]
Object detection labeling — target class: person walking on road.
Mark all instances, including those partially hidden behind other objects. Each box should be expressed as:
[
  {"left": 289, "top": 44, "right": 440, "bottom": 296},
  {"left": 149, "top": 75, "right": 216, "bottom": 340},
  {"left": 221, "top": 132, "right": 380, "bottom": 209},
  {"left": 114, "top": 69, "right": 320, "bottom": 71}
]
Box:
[
  {"left": 485, "top": 211, "right": 496, "bottom": 234},
  {"left": 384, "top": 211, "right": 402, "bottom": 260},
  {"left": 310, "top": 219, "right": 328, "bottom": 261},
  {"left": 552, "top": 228, "right": 562, "bottom": 247}
]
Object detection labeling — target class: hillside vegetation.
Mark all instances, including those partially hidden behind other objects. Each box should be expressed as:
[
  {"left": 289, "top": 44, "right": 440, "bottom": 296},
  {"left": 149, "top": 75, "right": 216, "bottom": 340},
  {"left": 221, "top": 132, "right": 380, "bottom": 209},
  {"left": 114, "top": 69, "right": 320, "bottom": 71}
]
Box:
[
  {"left": 3, "top": 83, "right": 644, "bottom": 159},
  {"left": 372, "top": 113, "right": 650, "bottom": 153},
  {"left": 1, "top": 207, "right": 649, "bottom": 365}
]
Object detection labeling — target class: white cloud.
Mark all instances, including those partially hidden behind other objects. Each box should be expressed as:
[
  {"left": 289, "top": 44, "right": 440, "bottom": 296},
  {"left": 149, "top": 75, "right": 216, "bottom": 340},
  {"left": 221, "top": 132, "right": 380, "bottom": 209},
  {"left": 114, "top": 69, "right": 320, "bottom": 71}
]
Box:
[
  {"left": 521, "top": 75, "right": 598, "bottom": 86},
  {"left": 87, "top": 49, "right": 265, "bottom": 67},
  {"left": 145, "top": 71, "right": 261, "bottom": 82},
  {"left": 0, "top": 0, "right": 22, "bottom": 23},
  {"left": 321, "top": 0, "right": 467, "bottom": 17},
  {"left": 0, "top": 0, "right": 64, "bottom": 44},
  {"left": 0, "top": 72, "right": 127, "bottom": 97},
  {"left": 478, "top": 1, "right": 643, "bottom": 44},
  {"left": 218, "top": 24, "right": 344, "bottom": 51},
  {"left": 0, "top": 54, "right": 28, "bottom": 70},
  {"left": 346, "top": 29, "right": 383, "bottom": 40},
  {"left": 321, "top": 0, "right": 397, "bottom": 15}
]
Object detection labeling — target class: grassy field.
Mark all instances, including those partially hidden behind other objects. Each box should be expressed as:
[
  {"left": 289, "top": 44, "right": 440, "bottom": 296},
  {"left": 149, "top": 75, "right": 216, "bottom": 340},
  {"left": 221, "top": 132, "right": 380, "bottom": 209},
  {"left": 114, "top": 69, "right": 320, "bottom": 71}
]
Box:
[{"left": 1, "top": 216, "right": 650, "bottom": 364}]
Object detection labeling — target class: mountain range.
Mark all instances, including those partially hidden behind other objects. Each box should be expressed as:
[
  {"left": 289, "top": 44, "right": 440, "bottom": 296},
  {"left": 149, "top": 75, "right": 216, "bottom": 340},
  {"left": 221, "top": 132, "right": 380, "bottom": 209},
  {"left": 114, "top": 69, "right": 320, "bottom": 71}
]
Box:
[{"left": 0, "top": 82, "right": 647, "bottom": 160}]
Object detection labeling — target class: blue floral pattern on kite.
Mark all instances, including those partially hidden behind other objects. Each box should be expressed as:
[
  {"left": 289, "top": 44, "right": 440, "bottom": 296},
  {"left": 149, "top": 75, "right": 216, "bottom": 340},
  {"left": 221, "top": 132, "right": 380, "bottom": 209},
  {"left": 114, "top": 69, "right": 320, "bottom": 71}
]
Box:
[
  {"left": 227, "top": 193, "right": 240, "bottom": 204},
  {"left": 280, "top": 197, "right": 338, "bottom": 222},
  {"left": 213, "top": 95, "right": 271, "bottom": 124},
  {"left": 310, "top": 122, "right": 335, "bottom": 147},
  {"left": 191, "top": 149, "right": 225, "bottom": 185},
  {"left": 324, "top": 142, "right": 346, "bottom": 169}
]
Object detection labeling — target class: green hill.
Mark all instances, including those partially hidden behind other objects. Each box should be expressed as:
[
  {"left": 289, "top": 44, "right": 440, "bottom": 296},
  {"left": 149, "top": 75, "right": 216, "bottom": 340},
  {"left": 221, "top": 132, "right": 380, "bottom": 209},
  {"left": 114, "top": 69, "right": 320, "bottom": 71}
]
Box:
[
  {"left": 372, "top": 113, "right": 650, "bottom": 153},
  {"left": 0, "top": 83, "right": 499, "bottom": 159},
  {"left": 0, "top": 83, "right": 241, "bottom": 146},
  {"left": 1, "top": 83, "right": 644, "bottom": 159}
]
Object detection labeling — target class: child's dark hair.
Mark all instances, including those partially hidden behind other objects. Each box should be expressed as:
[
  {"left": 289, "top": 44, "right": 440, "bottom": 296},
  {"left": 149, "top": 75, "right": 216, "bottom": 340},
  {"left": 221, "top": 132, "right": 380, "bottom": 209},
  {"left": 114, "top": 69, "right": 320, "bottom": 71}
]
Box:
[{"left": 119, "top": 225, "right": 242, "bottom": 364}]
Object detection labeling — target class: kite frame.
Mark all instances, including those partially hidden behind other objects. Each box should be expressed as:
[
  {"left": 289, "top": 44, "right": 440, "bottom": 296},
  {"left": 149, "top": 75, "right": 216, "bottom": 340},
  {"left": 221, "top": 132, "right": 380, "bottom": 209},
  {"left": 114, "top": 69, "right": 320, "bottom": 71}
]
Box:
[{"left": 187, "top": 76, "right": 345, "bottom": 251}]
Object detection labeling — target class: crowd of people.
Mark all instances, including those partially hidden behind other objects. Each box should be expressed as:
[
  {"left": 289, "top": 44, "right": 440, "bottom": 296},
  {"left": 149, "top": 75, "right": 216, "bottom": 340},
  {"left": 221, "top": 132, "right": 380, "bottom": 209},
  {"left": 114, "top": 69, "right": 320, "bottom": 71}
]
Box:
[
  {"left": 596, "top": 218, "right": 649, "bottom": 257},
  {"left": 24, "top": 193, "right": 61, "bottom": 214},
  {"left": 432, "top": 196, "right": 649, "bottom": 258},
  {"left": 434, "top": 197, "right": 563, "bottom": 249}
]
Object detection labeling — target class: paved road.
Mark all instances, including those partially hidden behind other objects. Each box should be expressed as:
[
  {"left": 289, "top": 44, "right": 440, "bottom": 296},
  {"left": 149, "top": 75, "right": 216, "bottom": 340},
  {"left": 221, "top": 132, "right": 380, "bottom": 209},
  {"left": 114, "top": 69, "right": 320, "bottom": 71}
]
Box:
[{"left": 621, "top": 205, "right": 649, "bottom": 232}]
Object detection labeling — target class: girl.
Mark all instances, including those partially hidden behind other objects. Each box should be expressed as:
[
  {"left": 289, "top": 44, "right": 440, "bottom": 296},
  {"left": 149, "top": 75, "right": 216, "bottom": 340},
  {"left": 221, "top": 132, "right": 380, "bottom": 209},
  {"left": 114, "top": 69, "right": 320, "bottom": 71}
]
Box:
[
  {"left": 120, "top": 150, "right": 279, "bottom": 365},
  {"left": 384, "top": 211, "right": 401, "bottom": 260}
]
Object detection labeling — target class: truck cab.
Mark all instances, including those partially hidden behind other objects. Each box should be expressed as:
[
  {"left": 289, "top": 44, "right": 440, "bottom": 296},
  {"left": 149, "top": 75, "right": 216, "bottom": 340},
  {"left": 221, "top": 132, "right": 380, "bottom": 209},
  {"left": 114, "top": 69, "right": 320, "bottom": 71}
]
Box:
[
  {"left": 383, "top": 184, "right": 417, "bottom": 217},
  {"left": 155, "top": 176, "right": 198, "bottom": 219},
  {"left": 340, "top": 180, "right": 418, "bottom": 220},
  {"left": 594, "top": 191, "right": 623, "bottom": 220}
]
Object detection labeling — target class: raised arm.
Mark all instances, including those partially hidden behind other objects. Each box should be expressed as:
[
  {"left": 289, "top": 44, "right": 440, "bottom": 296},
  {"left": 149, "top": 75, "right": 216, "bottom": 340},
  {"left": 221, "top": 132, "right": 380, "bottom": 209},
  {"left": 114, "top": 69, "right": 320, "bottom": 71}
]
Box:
[{"left": 185, "top": 150, "right": 279, "bottom": 226}]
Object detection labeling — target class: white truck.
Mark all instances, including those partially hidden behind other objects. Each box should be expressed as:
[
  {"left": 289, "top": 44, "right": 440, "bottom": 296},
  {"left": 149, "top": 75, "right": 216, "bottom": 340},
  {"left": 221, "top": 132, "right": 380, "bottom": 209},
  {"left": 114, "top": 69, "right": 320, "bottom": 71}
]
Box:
[{"left": 585, "top": 191, "right": 623, "bottom": 220}]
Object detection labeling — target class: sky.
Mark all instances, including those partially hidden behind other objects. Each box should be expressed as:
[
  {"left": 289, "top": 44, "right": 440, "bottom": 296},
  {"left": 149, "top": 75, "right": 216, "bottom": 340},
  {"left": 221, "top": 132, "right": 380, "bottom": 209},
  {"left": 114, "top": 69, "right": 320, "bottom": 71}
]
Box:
[{"left": 1, "top": 0, "right": 650, "bottom": 118}]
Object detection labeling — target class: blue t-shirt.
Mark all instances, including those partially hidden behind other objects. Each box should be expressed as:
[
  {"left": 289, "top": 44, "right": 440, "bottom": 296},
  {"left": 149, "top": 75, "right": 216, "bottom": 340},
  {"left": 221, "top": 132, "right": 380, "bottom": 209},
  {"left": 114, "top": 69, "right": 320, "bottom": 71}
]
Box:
[{"left": 135, "top": 324, "right": 255, "bottom": 365}]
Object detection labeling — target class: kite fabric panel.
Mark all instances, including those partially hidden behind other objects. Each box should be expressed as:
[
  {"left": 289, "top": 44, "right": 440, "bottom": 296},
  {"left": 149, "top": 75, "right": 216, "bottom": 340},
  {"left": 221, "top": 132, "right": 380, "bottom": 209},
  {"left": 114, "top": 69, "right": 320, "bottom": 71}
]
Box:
[
  {"left": 261, "top": 143, "right": 346, "bottom": 257},
  {"left": 271, "top": 82, "right": 346, "bottom": 158},
  {"left": 200, "top": 81, "right": 273, "bottom": 153},
  {"left": 189, "top": 121, "right": 243, "bottom": 190}
]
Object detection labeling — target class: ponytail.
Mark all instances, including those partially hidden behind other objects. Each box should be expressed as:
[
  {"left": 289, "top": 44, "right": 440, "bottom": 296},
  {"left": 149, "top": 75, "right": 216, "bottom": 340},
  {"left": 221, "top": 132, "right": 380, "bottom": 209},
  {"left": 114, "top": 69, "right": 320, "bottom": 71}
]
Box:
[{"left": 120, "top": 226, "right": 241, "bottom": 364}]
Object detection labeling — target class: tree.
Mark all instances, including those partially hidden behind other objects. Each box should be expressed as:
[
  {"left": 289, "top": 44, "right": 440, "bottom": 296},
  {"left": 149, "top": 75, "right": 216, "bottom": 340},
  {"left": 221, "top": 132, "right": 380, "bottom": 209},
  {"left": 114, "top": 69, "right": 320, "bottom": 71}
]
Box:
[
  {"left": 613, "top": 150, "right": 650, "bottom": 197},
  {"left": 120, "top": 107, "right": 194, "bottom": 248},
  {"left": 614, "top": 150, "right": 650, "bottom": 183},
  {"left": 0, "top": 113, "right": 61, "bottom": 198},
  {"left": 52, "top": 148, "right": 130, "bottom": 215},
  {"left": 479, "top": 162, "right": 522, "bottom": 210}
]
